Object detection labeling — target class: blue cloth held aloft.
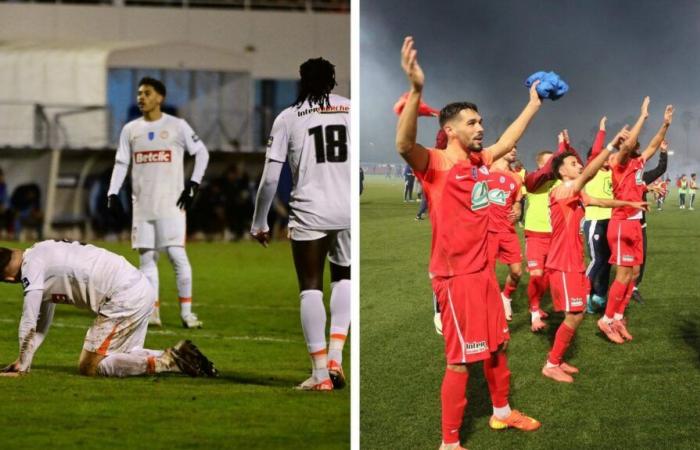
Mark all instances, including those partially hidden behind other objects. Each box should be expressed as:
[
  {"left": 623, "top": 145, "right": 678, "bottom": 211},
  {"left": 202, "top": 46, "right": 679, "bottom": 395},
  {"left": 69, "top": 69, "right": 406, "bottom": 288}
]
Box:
[{"left": 525, "top": 71, "right": 569, "bottom": 101}]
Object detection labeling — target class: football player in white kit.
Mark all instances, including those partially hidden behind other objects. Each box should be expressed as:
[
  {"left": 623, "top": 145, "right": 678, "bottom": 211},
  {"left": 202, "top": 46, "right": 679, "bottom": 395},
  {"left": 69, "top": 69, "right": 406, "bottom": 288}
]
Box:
[
  {"left": 251, "top": 58, "right": 351, "bottom": 391},
  {"left": 107, "top": 77, "right": 209, "bottom": 329},
  {"left": 0, "top": 241, "right": 217, "bottom": 378}
]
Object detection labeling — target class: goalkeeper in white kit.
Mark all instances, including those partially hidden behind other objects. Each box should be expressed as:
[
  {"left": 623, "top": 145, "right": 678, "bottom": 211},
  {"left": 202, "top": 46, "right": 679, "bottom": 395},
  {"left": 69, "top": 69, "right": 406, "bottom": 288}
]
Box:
[{"left": 107, "top": 77, "right": 209, "bottom": 328}]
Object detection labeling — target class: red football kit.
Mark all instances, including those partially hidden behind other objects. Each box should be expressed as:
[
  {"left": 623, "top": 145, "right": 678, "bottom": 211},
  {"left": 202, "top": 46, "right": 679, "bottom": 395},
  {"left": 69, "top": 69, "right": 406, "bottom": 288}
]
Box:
[
  {"left": 608, "top": 154, "right": 646, "bottom": 266},
  {"left": 546, "top": 182, "right": 590, "bottom": 313},
  {"left": 487, "top": 168, "right": 523, "bottom": 265},
  {"left": 416, "top": 149, "right": 509, "bottom": 364}
]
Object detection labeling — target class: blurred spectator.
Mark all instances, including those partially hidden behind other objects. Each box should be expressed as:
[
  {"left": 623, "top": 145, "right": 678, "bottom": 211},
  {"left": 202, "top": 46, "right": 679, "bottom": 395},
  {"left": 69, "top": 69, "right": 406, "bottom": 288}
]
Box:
[
  {"left": 88, "top": 168, "right": 131, "bottom": 240},
  {"left": 222, "top": 165, "right": 254, "bottom": 241},
  {"left": 403, "top": 164, "right": 415, "bottom": 201},
  {"left": 0, "top": 168, "right": 10, "bottom": 238},
  {"left": 10, "top": 183, "right": 43, "bottom": 241},
  {"left": 360, "top": 167, "right": 365, "bottom": 195}
]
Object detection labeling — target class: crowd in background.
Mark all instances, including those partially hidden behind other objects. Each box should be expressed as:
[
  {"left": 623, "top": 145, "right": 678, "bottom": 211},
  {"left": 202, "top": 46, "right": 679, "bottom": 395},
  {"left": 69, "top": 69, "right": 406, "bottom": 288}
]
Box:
[{"left": 0, "top": 163, "right": 294, "bottom": 242}]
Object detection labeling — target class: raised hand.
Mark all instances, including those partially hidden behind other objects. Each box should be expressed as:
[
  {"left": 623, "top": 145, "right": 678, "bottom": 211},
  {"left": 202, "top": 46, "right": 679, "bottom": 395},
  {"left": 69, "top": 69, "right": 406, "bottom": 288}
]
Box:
[
  {"left": 659, "top": 140, "right": 668, "bottom": 152},
  {"left": 599, "top": 116, "right": 607, "bottom": 131},
  {"left": 641, "top": 96, "right": 650, "bottom": 118},
  {"left": 611, "top": 125, "right": 630, "bottom": 148},
  {"left": 528, "top": 80, "right": 542, "bottom": 106},
  {"left": 563, "top": 129, "right": 570, "bottom": 145},
  {"left": 401, "top": 36, "right": 424, "bottom": 92},
  {"left": 663, "top": 105, "right": 674, "bottom": 125}
]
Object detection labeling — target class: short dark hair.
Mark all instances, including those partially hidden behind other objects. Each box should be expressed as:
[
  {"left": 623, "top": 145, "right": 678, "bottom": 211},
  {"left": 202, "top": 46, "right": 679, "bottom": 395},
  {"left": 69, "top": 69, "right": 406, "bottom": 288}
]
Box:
[
  {"left": 0, "top": 248, "right": 12, "bottom": 275},
  {"left": 692, "top": 173, "right": 697, "bottom": 177},
  {"left": 439, "top": 102, "right": 479, "bottom": 127},
  {"left": 551, "top": 151, "right": 577, "bottom": 180},
  {"left": 138, "top": 77, "right": 167, "bottom": 98}
]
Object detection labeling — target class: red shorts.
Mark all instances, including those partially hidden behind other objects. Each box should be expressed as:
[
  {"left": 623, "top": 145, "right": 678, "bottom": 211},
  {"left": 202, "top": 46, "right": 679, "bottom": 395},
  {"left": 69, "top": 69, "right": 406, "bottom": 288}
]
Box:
[
  {"left": 524, "top": 232, "right": 551, "bottom": 272},
  {"left": 607, "top": 219, "right": 643, "bottom": 267},
  {"left": 548, "top": 270, "right": 589, "bottom": 313},
  {"left": 487, "top": 231, "right": 522, "bottom": 265},
  {"left": 432, "top": 270, "right": 510, "bottom": 364}
]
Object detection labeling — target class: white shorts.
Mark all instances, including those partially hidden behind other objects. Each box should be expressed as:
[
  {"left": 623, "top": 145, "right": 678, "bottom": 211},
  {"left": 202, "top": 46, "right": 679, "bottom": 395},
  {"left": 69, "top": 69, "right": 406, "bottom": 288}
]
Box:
[
  {"left": 83, "top": 276, "right": 155, "bottom": 355},
  {"left": 132, "top": 215, "right": 186, "bottom": 249},
  {"left": 289, "top": 227, "right": 351, "bottom": 267}
]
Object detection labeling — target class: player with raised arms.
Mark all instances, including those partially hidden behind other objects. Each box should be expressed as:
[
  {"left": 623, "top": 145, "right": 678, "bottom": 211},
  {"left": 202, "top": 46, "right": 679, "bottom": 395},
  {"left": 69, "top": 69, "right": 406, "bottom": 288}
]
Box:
[
  {"left": 107, "top": 77, "right": 209, "bottom": 329},
  {"left": 251, "top": 58, "right": 351, "bottom": 391},
  {"left": 598, "top": 99, "right": 673, "bottom": 343},
  {"left": 486, "top": 145, "right": 524, "bottom": 320},
  {"left": 0, "top": 240, "right": 217, "bottom": 378},
  {"left": 397, "top": 37, "right": 541, "bottom": 450},
  {"left": 541, "top": 127, "right": 647, "bottom": 383}
]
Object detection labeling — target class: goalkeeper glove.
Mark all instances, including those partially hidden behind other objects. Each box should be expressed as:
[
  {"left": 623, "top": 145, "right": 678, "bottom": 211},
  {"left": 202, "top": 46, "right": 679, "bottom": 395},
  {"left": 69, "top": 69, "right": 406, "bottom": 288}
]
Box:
[{"left": 177, "top": 180, "right": 199, "bottom": 210}]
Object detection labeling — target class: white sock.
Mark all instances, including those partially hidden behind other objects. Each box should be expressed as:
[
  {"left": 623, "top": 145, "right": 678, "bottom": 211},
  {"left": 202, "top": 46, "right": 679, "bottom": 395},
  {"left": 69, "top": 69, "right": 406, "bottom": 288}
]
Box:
[
  {"left": 139, "top": 249, "right": 160, "bottom": 299},
  {"left": 603, "top": 315, "right": 614, "bottom": 324},
  {"left": 300, "top": 289, "right": 329, "bottom": 380},
  {"left": 96, "top": 348, "right": 169, "bottom": 377},
  {"left": 493, "top": 404, "right": 512, "bottom": 419},
  {"left": 545, "top": 361, "right": 559, "bottom": 369},
  {"left": 613, "top": 313, "right": 624, "bottom": 321},
  {"left": 166, "top": 246, "right": 193, "bottom": 318},
  {"left": 530, "top": 310, "right": 541, "bottom": 322},
  {"left": 328, "top": 279, "right": 351, "bottom": 364}
]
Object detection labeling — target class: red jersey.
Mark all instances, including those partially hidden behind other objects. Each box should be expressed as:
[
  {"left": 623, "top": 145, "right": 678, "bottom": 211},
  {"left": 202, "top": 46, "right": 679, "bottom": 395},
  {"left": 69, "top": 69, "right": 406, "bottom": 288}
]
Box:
[
  {"left": 486, "top": 168, "right": 522, "bottom": 233},
  {"left": 415, "top": 149, "right": 494, "bottom": 277},
  {"left": 610, "top": 154, "right": 646, "bottom": 220},
  {"left": 545, "top": 182, "right": 590, "bottom": 273}
]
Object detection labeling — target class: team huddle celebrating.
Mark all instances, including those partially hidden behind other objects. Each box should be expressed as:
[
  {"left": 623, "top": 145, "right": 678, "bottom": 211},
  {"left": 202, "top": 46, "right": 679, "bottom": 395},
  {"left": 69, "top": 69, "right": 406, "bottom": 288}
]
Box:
[
  {"left": 396, "top": 36, "right": 674, "bottom": 450},
  {"left": 0, "top": 58, "right": 351, "bottom": 392}
]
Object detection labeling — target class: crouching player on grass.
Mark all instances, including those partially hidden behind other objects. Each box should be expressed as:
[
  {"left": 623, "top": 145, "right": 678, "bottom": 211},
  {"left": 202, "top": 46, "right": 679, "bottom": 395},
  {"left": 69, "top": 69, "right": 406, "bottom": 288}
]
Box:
[{"left": 0, "top": 240, "right": 217, "bottom": 378}]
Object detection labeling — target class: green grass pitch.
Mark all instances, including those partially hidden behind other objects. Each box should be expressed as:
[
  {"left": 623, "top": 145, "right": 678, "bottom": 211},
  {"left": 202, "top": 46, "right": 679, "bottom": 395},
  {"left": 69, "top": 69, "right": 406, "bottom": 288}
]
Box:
[
  {"left": 0, "top": 240, "right": 349, "bottom": 449},
  {"left": 360, "top": 176, "right": 700, "bottom": 449}
]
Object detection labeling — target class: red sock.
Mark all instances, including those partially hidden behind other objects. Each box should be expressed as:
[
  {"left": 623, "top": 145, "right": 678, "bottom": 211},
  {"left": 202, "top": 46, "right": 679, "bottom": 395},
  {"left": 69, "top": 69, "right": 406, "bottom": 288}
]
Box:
[
  {"left": 547, "top": 323, "right": 576, "bottom": 365},
  {"left": 615, "top": 282, "right": 635, "bottom": 315},
  {"left": 527, "top": 275, "right": 546, "bottom": 312},
  {"left": 503, "top": 280, "right": 518, "bottom": 299},
  {"left": 605, "top": 280, "right": 627, "bottom": 319},
  {"left": 482, "top": 351, "right": 511, "bottom": 408},
  {"left": 441, "top": 368, "right": 468, "bottom": 444}
]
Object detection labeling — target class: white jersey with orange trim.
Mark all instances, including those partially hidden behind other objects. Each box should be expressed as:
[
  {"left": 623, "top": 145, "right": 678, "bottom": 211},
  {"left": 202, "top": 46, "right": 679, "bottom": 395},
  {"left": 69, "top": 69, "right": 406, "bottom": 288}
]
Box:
[
  {"left": 266, "top": 94, "right": 351, "bottom": 230},
  {"left": 20, "top": 240, "right": 144, "bottom": 315},
  {"left": 114, "top": 113, "right": 208, "bottom": 221}
]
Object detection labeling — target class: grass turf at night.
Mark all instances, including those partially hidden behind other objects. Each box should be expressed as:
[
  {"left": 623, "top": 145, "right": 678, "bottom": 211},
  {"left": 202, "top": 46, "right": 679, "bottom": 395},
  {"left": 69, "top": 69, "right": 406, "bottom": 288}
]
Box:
[
  {"left": 0, "top": 240, "right": 349, "bottom": 449},
  {"left": 360, "top": 176, "right": 699, "bottom": 449}
]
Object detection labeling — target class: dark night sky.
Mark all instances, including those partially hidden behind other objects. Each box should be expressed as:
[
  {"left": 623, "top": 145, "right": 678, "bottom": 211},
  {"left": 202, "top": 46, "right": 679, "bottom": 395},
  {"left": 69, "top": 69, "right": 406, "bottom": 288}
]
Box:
[{"left": 361, "top": 0, "right": 700, "bottom": 175}]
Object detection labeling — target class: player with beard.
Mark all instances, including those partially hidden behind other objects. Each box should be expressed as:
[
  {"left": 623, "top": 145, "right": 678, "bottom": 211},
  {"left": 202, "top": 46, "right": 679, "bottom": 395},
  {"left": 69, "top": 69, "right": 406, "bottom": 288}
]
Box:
[
  {"left": 542, "top": 129, "right": 647, "bottom": 383},
  {"left": 598, "top": 99, "right": 674, "bottom": 343},
  {"left": 397, "top": 37, "right": 542, "bottom": 450},
  {"left": 486, "top": 146, "right": 524, "bottom": 320}
]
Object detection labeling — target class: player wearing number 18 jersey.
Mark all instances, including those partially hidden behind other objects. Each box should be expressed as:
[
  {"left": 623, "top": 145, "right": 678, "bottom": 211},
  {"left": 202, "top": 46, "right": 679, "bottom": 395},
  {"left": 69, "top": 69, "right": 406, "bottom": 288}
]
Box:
[{"left": 251, "top": 58, "right": 350, "bottom": 391}]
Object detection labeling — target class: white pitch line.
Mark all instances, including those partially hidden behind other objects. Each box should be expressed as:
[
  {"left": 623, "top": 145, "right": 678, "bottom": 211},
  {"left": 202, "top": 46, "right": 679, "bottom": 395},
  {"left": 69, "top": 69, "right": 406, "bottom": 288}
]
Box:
[{"left": 0, "top": 318, "right": 298, "bottom": 344}]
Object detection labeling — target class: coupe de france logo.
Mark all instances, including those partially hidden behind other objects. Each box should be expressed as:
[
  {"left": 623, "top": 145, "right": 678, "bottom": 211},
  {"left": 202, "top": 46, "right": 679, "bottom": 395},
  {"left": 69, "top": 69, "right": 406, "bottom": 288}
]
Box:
[
  {"left": 21, "top": 277, "right": 29, "bottom": 289},
  {"left": 488, "top": 188, "right": 508, "bottom": 206},
  {"left": 472, "top": 181, "right": 489, "bottom": 210},
  {"left": 635, "top": 169, "right": 644, "bottom": 185}
]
